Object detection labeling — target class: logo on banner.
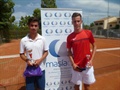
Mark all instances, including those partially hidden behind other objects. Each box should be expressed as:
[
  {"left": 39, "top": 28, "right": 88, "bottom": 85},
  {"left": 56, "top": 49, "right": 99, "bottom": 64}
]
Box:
[
  {"left": 54, "top": 12, "right": 62, "bottom": 17},
  {"left": 53, "top": 81, "right": 60, "bottom": 85},
  {"left": 51, "top": 21, "right": 58, "bottom": 25},
  {"left": 64, "top": 12, "right": 71, "bottom": 17},
  {"left": 45, "top": 29, "right": 53, "bottom": 34},
  {"left": 60, "top": 21, "right": 66, "bottom": 25},
  {"left": 49, "top": 40, "right": 60, "bottom": 57},
  {"left": 49, "top": 40, "right": 67, "bottom": 57},
  {"left": 43, "top": 21, "right": 49, "bottom": 25},
  {"left": 67, "top": 21, "right": 72, "bottom": 25},
  {"left": 55, "top": 29, "right": 62, "bottom": 34},
  {"left": 65, "top": 29, "right": 72, "bottom": 33},
  {"left": 45, "top": 12, "right": 52, "bottom": 17},
  {"left": 66, "top": 86, "right": 73, "bottom": 90},
  {"left": 46, "top": 82, "right": 52, "bottom": 86}
]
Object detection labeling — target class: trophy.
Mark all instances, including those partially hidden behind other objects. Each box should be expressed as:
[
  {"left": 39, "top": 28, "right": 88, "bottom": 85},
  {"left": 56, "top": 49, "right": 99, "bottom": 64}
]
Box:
[
  {"left": 86, "top": 54, "right": 91, "bottom": 68},
  {"left": 28, "top": 49, "right": 34, "bottom": 63}
]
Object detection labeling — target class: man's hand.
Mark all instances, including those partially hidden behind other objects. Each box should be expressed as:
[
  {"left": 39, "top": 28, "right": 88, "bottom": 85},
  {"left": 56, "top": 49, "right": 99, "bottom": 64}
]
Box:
[
  {"left": 33, "top": 59, "right": 42, "bottom": 67},
  {"left": 72, "top": 63, "right": 80, "bottom": 72},
  {"left": 27, "top": 60, "right": 34, "bottom": 66},
  {"left": 86, "top": 60, "right": 93, "bottom": 68}
]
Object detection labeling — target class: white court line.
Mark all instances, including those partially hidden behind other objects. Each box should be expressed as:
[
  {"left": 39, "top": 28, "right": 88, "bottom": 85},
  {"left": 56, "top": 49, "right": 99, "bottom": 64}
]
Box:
[
  {"left": 0, "top": 54, "right": 19, "bottom": 59},
  {"left": 100, "top": 51, "right": 120, "bottom": 57},
  {"left": 96, "top": 47, "right": 120, "bottom": 52},
  {"left": 0, "top": 47, "right": 120, "bottom": 59}
]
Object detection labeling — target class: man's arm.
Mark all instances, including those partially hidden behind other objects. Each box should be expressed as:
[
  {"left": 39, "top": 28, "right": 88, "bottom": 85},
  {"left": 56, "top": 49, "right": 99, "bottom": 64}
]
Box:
[
  {"left": 34, "top": 50, "right": 48, "bottom": 66},
  {"left": 67, "top": 49, "right": 78, "bottom": 71},
  {"left": 20, "top": 53, "right": 28, "bottom": 62},
  {"left": 89, "top": 43, "right": 97, "bottom": 66},
  {"left": 20, "top": 53, "right": 33, "bottom": 66}
]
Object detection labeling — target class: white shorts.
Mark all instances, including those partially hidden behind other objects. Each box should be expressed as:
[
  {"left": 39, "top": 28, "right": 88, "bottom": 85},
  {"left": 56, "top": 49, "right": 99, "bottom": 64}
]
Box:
[{"left": 71, "top": 66, "right": 96, "bottom": 85}]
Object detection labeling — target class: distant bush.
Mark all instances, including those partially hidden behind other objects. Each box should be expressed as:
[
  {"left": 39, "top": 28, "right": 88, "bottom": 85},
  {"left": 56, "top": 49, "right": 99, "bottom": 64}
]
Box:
[
  {"left": 10, "top": 29, "right": 29, "bottom": 39},
  {"left": 9, "top": 27, "right": 41, "bottom": 39}
]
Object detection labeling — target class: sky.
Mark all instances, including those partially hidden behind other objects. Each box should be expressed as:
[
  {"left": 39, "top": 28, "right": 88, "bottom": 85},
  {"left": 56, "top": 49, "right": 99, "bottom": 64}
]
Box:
[{"left": 12, "top": 0, "right": 120, "bottom": 25}]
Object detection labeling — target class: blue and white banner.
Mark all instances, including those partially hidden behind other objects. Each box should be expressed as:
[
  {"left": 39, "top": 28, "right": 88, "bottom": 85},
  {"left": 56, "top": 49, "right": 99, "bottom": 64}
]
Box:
[{"left": 41, "top": 8, "right": 82, "bottom": 90}]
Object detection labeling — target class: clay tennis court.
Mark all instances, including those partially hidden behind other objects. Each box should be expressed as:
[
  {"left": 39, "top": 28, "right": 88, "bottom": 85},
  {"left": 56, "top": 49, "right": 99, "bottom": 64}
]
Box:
[{"left": 0, "top": 38, "right": 120, "bottom": 90}]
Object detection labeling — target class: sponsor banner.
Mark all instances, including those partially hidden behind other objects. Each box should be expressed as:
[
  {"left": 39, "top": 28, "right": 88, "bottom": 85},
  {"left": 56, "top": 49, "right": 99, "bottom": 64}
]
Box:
[{"left": 41, "top": 8, "right": 82, "bottom": 90}]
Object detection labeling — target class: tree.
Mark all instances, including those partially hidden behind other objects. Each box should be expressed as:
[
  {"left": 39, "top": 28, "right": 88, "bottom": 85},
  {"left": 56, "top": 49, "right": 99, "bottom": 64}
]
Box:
[
  {"left": 9, "top": 15, "right": 15, "bottom": 23},
  {"left": 19, "top": 16, "right": 30, "bottom": 27},
  {"left": 41, "top": 0, "right": 57, "bottom": 8},
  {"left": 90, "top": 23, "right": 94, "bottom": 27},
  {"left": 83, "top": 23, "right": 90, "bottom": 29},
  {"left": 33, "top": 8, "right": 40, "bottom": 19},
  {"left": 18, "top": 0, "right": 57, "bottom": 35},
  {"left": 0, "top": 0, "right": 15, "bottom": 42}
]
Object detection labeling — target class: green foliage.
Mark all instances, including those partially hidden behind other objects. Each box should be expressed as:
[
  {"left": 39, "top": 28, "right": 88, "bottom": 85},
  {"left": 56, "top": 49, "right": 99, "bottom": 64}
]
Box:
[
  {"left": 83, "top": 24, "right": 90, "bottom": 29},
  {"left": 9, "top": 27, "right": 29, "bottom": 39},
  {"left": 18, "top": 9, "right": 41, "bottom": 34},
  {"left": 9, "top": 27, "right": 41, "bottom": 39},
  {"left": 90, "top": 23, "right": 94, "bottom": 27},
  {"left": 19, "top": 16, "right": 31, "bottom": 27},
  {"left": 114, "top": 24, "right": 120, "bottom": 29},
  {"left": 0, "top": 0, "right": 57, "bottom": 39},
  {"left": 33, "top": 8, "right": 40, "bottom": 19},
  {"left": 9, "top": 16, "right": 15, "bottom": 23},
  {"left": 0, "top": 0, "right": 15, "bottom": 42},
  {"left": 41, "top": 0, "right": 57, "bottom": 8}
]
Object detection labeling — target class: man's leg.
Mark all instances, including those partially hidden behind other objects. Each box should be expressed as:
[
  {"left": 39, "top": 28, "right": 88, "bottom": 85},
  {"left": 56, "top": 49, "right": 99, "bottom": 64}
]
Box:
[
  {"left": 74, "top": 85, "right": 80, "bottom": 90},
  {"left": 36, "top": 70, "right": 45, "bottom": 90},
  {"left": 71, "top": 69, "right": 83, "bottom": 90},
  {"left": 26, "top": 77, "right": 35, "bottom": 90},
  {"left": 83, "top": 66, "right": 96, "bottom": 90},
  {"left": 84, "top": 84, "right": 90, "bottom": 90}
]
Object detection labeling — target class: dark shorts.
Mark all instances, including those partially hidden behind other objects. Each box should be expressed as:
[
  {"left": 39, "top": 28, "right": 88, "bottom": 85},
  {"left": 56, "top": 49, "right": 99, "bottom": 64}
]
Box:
[{"left": 25, "top": 70, "right": 45, "bottom": 90}]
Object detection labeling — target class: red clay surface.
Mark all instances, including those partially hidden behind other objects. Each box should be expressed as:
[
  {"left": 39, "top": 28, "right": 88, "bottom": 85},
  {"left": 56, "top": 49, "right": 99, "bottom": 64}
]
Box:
[{"left": 0, "top": 38, "right": 120, "bottom": 90}]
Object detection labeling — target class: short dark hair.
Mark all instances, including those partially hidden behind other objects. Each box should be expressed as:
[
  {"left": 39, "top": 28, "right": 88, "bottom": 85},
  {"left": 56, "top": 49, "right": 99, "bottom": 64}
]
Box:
[
  {"left": 72, "top": 12, "right": 82, "bottom": 19},
  {"left": 27, "top": 17, "right": 39, "bottom": 25}
]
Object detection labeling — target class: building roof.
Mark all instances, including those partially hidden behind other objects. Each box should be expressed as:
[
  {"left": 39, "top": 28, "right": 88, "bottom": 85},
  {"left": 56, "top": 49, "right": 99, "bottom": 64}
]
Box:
[
  {"left": 94, "top": 16, "right": 116, "bottom": 22},
  {"left": 94, "top": 16, "right": 118, "bottom": 23}
]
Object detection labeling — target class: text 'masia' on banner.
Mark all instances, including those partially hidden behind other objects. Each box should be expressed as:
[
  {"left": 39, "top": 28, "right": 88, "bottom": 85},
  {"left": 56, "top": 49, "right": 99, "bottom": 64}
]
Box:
[{"left": 41, "top": 8, "right": 82, "bottom": 90}]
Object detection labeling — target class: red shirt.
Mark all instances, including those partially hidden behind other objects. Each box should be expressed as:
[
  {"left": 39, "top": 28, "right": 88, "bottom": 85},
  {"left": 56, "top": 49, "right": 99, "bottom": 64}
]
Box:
[{"left": 67, "top": 30, "right": 95, "bottom": 68}]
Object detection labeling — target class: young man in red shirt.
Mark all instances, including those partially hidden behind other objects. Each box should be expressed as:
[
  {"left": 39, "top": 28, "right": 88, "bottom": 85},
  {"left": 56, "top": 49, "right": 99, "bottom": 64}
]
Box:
[{"left": 67, "top": 12, "right": 96, "bottom": 90}]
